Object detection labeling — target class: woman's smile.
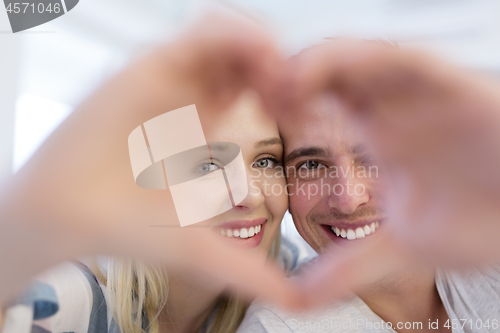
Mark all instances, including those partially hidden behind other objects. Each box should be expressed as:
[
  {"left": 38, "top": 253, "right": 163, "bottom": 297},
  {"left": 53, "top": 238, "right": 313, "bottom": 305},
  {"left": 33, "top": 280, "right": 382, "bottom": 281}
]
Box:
[{"left": 215, "top": 217, "right": 268, "bottom": 249}]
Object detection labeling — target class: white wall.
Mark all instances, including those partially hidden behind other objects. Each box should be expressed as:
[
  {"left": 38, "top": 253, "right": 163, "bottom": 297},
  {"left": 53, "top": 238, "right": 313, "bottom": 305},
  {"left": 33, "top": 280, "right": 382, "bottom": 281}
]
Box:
[
  {"left": 0, "top": 9, "right": 20, "bottom": 184},
  {"left": 10, "top": 0, "right": 500, "bottom": 171}
]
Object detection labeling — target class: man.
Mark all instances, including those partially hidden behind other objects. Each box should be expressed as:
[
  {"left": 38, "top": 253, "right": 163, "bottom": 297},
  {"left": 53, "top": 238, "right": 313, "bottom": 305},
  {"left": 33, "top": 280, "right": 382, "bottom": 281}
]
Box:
[
  {"left": 2, "top": 11, "right": 500, "bottom": 322},
  {"left": 237, "top": 91, "right": 500, "bottom": 332}
]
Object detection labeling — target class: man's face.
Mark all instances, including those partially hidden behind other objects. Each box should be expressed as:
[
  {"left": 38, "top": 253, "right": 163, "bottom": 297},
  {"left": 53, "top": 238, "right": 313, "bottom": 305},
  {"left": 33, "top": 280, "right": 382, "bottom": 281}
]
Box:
[{"left": 280, "top": 97, "right": 386, "bottom": 253}]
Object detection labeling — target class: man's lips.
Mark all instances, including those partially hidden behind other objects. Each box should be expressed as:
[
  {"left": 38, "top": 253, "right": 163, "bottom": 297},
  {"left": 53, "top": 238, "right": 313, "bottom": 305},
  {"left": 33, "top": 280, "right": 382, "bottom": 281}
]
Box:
[
  {"left": 321, "top": 218, "right": 384, "bottom": 241},
  {"left": 318, "top": 218, "right": 383, "bottom": 229}
]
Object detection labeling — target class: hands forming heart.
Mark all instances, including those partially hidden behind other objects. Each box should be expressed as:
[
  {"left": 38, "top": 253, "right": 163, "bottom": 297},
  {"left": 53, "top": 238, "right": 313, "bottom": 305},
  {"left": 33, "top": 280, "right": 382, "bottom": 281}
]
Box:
[{"left": 1, "top": 11, "right": 500, "bottom": 310}]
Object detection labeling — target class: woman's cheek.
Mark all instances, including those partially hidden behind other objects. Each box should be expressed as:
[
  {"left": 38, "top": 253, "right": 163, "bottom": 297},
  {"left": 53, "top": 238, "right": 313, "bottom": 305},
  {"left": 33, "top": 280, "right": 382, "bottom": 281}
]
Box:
[{"left": 263, "top": 174, "right": 288, "bottom": 222}]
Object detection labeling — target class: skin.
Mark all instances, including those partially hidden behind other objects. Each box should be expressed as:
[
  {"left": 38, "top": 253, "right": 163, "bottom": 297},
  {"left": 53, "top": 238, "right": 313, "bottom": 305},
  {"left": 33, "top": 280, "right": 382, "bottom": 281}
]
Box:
[
  {"left": 280, "top": 40, "right": 500, "bottom": 266},
  {"left": 276, "top": 40, "right": 500, "bottom": 310},
  {"left": 282, "top": 96, "right": 383, "bottom": 253},
  {"left": 0, "top": 13, "right": 300, "bottom": 310},
  {"left": 159, "top": 94, "right": 288, "bottom": 333},
  {"left": 279, "top": 96, "right": 449, "bottom": 332},
  {"left": 3, "top": 12, "right": 500, "bottom": 317}
]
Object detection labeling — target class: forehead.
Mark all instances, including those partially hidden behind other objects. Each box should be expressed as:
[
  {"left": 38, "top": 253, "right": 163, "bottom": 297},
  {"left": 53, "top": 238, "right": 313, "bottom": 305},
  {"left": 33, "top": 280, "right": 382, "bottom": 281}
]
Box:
[
  {"left": 201, "top": 93, "right": 279, "bottom": 146},
  {"left": 279, "top": 97, "right": 358, "bottom": 156}
]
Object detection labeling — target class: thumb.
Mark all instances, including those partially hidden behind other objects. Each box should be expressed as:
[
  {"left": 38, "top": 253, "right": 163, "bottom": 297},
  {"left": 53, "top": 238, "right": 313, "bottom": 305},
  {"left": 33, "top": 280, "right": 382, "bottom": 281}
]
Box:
[{"left": 294, "top": 231, "right": 410, "bottom": 309}]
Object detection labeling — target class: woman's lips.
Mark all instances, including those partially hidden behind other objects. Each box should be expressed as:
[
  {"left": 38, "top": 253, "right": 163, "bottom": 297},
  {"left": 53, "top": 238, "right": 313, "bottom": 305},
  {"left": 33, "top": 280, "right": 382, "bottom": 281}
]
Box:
[
  {"left": 216, "top": 218, "right": 267, "bottom": 249},
  {"left": 218, "top": 217, "right": 267, "bottom": 230},
  {"left": 220, "top": 224, "right": 262, "bottom": 239}
]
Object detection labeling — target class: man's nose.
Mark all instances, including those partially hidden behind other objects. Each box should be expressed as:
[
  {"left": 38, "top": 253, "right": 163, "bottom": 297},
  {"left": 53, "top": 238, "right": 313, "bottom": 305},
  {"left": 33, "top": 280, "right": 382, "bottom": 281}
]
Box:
[{"left": 327, "top": 161, "right": 370, "bottom": 215}]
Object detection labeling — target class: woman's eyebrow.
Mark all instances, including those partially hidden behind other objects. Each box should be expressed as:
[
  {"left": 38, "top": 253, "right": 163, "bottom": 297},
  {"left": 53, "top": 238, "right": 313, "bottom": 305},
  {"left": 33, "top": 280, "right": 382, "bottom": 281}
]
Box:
[
  {"left": 285, "top": 146, "right": 330, "bottom": 165},
  {"left": 208, "top": 142, "right": 230, "bottom": 151},
  {"left": 255, "top": 137, "right": 283, "bottom": 149}
]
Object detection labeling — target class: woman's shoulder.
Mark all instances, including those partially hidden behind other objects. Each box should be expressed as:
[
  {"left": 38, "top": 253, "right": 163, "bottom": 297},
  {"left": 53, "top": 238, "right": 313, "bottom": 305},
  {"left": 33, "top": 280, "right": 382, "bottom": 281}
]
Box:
[{"left": 2, "top": 261, "right": 112, "bottom": 333}]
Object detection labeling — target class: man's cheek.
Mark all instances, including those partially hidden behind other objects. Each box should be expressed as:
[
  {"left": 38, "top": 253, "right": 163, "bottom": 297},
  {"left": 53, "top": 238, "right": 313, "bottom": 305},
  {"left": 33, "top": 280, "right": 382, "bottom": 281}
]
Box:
[
  {"left": 289, "top": 186, "right": 321, "bottom": 219},
  {"left": 288, "top": 179, "right": 327, "bottom": 202}
]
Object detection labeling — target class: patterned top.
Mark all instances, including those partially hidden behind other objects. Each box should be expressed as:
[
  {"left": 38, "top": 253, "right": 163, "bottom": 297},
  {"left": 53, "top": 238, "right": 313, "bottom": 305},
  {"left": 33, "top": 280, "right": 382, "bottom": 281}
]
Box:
[
  {"left": 0, "top": 235, "right": 304, "bottom": 333},
  {"left": 1, "top": 261, "right": 136, "bottom": 333}
]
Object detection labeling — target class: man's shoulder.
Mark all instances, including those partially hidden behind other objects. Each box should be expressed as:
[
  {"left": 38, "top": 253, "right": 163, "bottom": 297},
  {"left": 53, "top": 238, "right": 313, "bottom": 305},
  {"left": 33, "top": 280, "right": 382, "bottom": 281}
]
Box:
[
  {"left": 238, "top": 295, "right": 384, "bottom": 333},
  {"left": 436, "top": 264, "right": 500, "bottom": 331}
]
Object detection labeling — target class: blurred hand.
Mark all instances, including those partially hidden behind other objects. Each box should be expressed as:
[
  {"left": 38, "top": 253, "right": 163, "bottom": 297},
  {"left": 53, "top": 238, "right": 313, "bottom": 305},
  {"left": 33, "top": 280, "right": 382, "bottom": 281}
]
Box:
[
  {"left": 4, "top": 15, "right": 500, "bottom": 311},
  {"left": 281, "top": 40, "right": 500, "bottom": 306},
  {"left": 295, "top": 231, "right": 412, "bottom": 308},
  {"left": 0, "top": 12, "right": 301, "bottom": 309}
]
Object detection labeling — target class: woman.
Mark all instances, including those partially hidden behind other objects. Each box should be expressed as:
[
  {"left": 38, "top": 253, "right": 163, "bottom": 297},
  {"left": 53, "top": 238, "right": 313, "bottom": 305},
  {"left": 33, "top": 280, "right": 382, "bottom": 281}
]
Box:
[
  {"left": 9, "top": 93, "right": 288, "bottom": 333},
  {"left": 104, "top": 93, "right": 288, "bottom": 333},
  {"left": 0, "top": 12, "right": 296, "bottom": 333}
]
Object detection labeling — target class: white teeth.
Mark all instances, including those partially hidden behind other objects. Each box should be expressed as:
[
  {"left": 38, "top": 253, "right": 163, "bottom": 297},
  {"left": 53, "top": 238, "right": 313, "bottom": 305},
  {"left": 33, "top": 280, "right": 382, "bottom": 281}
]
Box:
[
  {"left": 364, "top": 225, "right": 371, "bottom": 235},
  {"left": 332, "top": 221, "right": 381, "bottom": 240},
  {"left": 221, "top": 224, "right": 263, "bottom": 239},
  {"left": 330, "top": 226, "right": 340, "bottom": 236},
  {"left": 346, "top": 229, "right": 356, "bottom": 240}
]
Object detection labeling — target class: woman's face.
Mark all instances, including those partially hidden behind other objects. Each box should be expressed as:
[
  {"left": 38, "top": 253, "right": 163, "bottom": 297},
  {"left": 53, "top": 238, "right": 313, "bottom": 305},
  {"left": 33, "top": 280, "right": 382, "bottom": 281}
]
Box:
[{"left": 196, "top": 94, "right": 288, "bottom": 254}]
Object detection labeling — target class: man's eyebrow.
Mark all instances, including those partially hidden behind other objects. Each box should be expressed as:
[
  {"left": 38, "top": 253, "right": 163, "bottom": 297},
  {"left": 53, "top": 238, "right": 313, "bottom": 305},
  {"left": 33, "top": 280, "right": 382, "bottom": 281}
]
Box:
[
  {"left": 351, "top": 143, "right": 368, "bottom": 155},
  {"left": 285, "top": 146, "right": 330, "bottom": 165},
  {"left": 255, "top": 137, "right": 283, "bottom": 149}
]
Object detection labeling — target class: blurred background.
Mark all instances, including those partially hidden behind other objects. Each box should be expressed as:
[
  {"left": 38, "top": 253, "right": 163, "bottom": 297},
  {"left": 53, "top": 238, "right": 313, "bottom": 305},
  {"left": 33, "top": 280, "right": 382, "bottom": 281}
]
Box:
[{"left": 1, "top": 0, "right": 500, "bottom": 255}]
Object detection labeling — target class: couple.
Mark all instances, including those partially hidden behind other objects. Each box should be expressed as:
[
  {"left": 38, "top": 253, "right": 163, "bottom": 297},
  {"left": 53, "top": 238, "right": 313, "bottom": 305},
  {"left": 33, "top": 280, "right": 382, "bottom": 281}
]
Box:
[
  {"left": 4, "top": 73, "right": 434, "bottom": 333},
  {"left": 8, "top": 57, "right": 495, "bottom": 333},
  {"left": 2, "top": 12, "right": 500, "bottom": 333}
]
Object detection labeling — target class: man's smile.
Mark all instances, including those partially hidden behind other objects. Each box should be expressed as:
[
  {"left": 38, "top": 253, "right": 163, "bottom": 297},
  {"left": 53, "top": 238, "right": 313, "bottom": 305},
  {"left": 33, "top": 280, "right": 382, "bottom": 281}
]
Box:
[{"left": 320, "top": 219, "right": 383, "bottom": 241}]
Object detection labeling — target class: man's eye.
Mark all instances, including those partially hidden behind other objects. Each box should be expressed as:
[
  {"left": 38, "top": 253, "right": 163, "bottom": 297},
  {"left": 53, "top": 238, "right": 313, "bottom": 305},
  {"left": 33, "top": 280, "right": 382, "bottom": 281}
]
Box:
[
  {"left": 298, "top": 160, "right": 325, "bottom": 170},
  {"left": 357, "top": 155, "right": 373, "bottom": 165},
  {"left": 253, "top": 157, "right": 278, "bottom": 169},
  {"left": 197, "top": 162, "right": 221, "bottom": 173}
]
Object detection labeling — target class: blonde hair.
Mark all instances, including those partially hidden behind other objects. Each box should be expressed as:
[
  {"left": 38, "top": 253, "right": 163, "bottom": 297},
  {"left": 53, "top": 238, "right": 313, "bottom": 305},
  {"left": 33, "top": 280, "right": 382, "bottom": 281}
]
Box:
[{"left": 89, "top": 232, "right": 281, "bottom": 333}]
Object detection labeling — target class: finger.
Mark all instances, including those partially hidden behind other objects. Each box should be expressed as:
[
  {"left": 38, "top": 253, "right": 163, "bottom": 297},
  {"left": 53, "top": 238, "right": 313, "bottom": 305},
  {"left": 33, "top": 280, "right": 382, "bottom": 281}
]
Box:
[
  {"left": 122, "top": 226, "right": 303, "bottom": 310},
  {"left": 286, "top": 40, "right": 431, "bottom": 115},
  {"left": 185, "top": 232, "right": 303, "bottom": 310},
  {"left": 166, "top": 11, "right": 284, "bottom": 112},
  {"left": 294, "top": 231, "right": 409, "bottom": 310}
]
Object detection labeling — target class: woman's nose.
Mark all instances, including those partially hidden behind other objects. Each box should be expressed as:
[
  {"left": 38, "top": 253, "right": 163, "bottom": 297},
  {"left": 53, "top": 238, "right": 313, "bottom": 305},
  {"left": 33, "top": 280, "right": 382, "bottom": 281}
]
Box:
[{"left": 234, "top": 174, "right": 265, "bottom": 210}]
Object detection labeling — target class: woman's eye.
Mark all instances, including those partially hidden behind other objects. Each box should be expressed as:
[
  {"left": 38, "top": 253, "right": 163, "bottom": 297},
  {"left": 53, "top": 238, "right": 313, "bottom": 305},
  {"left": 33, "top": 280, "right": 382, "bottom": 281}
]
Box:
[
  {"left": 197, "top": 162, "right": 221, "bottom": 173},
  {"left": 253, "top": 158, "right": 278, "bottom": 169},
  {"left": 298, "top": 160, "right": 325, "bottom": 170}
]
